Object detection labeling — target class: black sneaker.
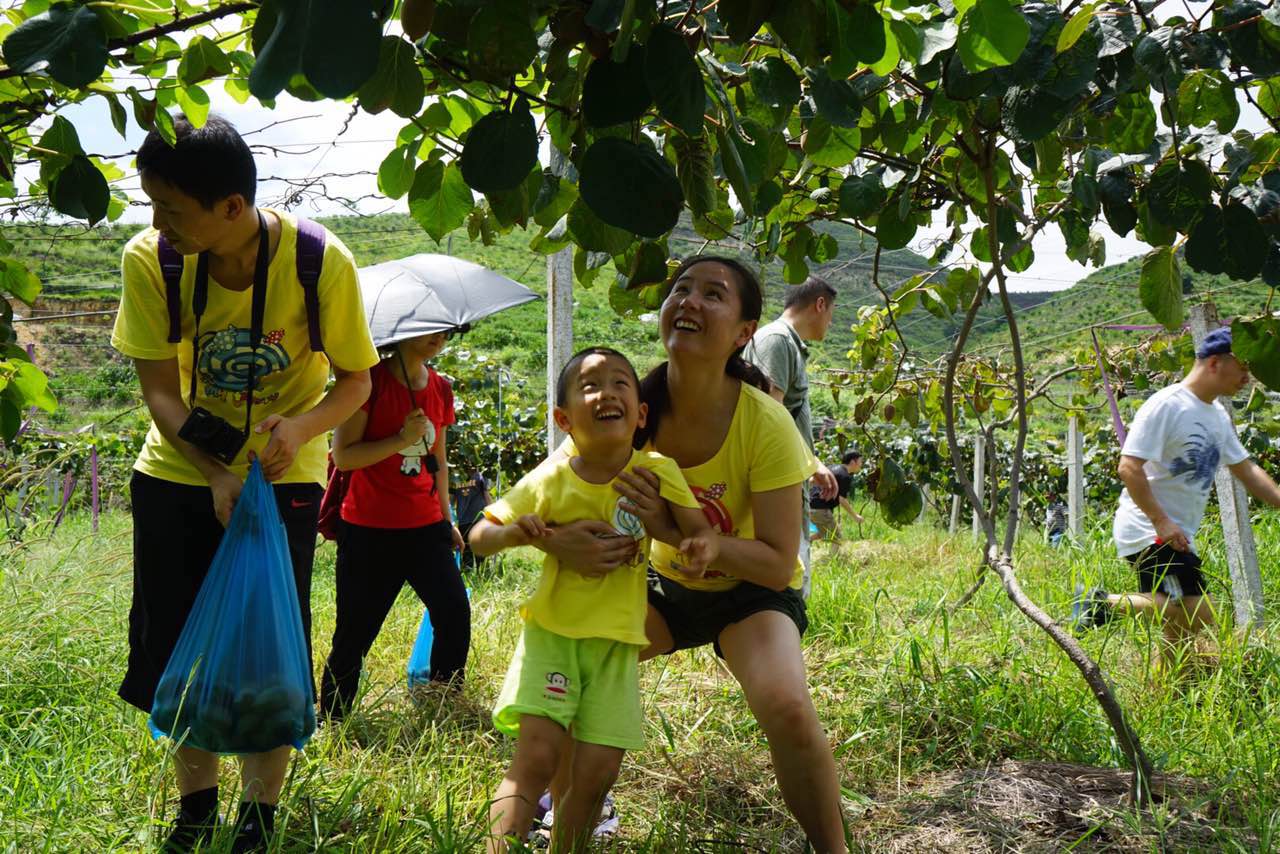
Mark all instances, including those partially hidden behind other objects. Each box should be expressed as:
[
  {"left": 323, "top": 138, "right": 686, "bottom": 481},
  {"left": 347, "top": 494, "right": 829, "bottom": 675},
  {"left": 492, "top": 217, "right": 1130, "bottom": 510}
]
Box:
[
  {"left": 1070, "top": 584, "right": 1113, "bottom": 632},
  {"left": 161, "top": 816, "right": 220, "bottom": 853}
]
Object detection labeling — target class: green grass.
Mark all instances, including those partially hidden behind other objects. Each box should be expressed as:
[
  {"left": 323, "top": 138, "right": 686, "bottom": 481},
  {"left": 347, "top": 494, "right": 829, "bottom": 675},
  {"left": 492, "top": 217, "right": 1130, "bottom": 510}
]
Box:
[{"left": 3, "top": 503, "right": 1280, "bottom": 851}]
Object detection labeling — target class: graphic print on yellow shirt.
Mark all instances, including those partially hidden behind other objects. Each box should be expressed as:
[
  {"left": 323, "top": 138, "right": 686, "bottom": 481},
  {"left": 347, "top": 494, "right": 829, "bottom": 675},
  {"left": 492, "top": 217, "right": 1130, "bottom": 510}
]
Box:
[
  {"left": 484, "top": 449, "right": 699, "bottom": 646},
  {"left": 648, "top": 382, "right": 817, "bottom": 592},
  {"left": 111, "top": 209, "right": 380, "bottom": 486}
]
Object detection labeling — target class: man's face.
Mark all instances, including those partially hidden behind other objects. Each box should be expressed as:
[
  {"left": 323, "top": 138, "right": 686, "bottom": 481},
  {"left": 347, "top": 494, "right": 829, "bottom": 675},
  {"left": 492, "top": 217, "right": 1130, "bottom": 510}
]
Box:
[
  {"left": 813, "top": 296, "right": 836, "bottom": 341},
  {"left": 848, "top": 456, "right": 863, "bottom": 473},
  {"left": 1214, "top": 353, "right": 1251, "bottom": 396},
  {"left": 141, "top": 172, "right": 237, "bottom": 255}
]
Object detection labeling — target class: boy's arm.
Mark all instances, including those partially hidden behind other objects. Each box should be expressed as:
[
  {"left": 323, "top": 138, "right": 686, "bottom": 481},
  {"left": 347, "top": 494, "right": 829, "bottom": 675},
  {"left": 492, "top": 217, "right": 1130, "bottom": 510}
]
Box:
[
  {"left": 669, "top": 503, "right": 719, "bottom": 576},
  {"left": 468, "top": 515, "right": 548, "bottom": 556},
  {"left": 134, "top": 357, "right": 242, "bottom": 525},
  {"left": 256, "top": 363, "right": 372, "bottom": 481}
]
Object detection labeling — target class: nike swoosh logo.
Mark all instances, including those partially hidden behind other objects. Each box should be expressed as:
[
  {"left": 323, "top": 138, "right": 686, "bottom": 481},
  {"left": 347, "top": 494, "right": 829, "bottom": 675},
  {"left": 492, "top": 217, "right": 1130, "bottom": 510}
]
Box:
[{"left": 291, "top": 499, "right": 312, "bottom": 508}]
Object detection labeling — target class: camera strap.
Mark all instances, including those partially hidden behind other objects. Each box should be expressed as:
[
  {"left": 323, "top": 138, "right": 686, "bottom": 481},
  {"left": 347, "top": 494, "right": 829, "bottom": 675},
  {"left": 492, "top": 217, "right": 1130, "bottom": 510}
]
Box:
[{"left": 188, "top": 211, "right": 272, "bottom": 441}]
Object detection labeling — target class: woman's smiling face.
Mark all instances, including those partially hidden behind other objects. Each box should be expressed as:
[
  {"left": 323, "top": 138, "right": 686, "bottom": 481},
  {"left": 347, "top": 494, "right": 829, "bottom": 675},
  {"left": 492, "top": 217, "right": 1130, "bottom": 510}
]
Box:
[{"left": 660, "top": 261, "right": 757, "bottom": 362}]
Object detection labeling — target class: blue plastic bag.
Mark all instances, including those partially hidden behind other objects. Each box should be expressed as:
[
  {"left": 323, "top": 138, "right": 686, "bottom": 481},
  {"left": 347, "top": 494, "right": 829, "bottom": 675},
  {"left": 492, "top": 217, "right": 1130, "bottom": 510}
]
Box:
[{"left": 149, "top": 460, "right": 316, "bottom": 754}]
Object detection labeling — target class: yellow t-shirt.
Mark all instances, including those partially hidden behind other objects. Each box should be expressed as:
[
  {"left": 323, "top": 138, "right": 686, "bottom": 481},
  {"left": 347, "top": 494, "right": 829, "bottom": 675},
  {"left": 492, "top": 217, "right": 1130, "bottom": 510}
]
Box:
[
  {"left": 484, "top": 449, "right": 699, "bottom": 646},
  {"left": 649, "top": 382, "right": 817, "bottom": 591},
  {"left": 111, "top": 210, "right": 379, "bottom": 486}
]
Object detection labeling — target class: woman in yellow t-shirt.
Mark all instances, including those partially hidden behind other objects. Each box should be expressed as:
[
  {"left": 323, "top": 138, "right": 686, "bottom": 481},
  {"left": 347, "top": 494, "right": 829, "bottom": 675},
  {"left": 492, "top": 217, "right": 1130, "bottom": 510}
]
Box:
[{"left": 539, "top": 256, "right": 847, "bottom": 852}]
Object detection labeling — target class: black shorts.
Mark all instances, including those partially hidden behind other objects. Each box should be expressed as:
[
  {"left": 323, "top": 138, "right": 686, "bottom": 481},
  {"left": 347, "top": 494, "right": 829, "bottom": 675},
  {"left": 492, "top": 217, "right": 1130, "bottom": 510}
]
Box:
[
  {"left": 118, "top": 470, "right": 323, "bottom": 713},
  {"left": 1126, "top": 542, "right": 1206, "bottom": 600},
  {"left": 647, "top": 569, "right": 808, "bottom": 658}
]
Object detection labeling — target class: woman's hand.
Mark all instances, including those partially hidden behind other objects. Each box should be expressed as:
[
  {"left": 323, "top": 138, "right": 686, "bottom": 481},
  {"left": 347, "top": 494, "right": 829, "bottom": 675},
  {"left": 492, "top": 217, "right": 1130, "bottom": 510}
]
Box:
[
  {"left": 399, "top": 408, "right": 429, "bottom": 446},
  {"left": 450, "top": 524, "right": 464, "bottom": 551},
  {"left": 615, "top": 466, "right": 680, "bottom": 544},
  {"left": 537, "top": 519, "right": 638, "bottom": 577}
]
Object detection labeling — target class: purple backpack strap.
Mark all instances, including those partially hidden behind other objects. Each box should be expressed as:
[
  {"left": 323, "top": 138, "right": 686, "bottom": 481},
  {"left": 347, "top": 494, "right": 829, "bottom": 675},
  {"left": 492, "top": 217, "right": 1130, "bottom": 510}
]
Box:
[
  {"left": 157, "top": 234, "right": 185, "bottom": 344},
  {"left": 295, "top": 216, "right": 326, "bottom": 352}
]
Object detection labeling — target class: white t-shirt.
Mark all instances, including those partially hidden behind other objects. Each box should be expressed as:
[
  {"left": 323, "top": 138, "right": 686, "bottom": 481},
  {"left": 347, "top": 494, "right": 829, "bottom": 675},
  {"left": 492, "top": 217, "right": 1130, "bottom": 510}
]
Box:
[{"left": 1113, "top": 383, "right": 1248, "bottom": 556}]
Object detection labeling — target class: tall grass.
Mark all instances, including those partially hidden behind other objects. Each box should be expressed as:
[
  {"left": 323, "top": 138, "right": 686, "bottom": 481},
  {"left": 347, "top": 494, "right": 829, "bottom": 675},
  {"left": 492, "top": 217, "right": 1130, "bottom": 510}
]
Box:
[{"left": 2, "top": 506, "right": 1278, "bottom": 851}]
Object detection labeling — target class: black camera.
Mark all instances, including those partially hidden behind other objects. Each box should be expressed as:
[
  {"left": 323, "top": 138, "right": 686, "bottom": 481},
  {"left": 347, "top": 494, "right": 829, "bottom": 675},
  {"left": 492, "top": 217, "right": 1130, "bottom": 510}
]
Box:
[{"left": 179, "top": 406, "right": 247, "bottom": 465}]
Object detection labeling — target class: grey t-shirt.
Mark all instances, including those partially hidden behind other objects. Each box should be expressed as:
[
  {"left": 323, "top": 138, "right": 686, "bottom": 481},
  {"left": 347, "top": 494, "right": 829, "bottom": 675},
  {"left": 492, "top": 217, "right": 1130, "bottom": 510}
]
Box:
[{"left": 743, "top": 318, "right": 812, "bottom": 451}]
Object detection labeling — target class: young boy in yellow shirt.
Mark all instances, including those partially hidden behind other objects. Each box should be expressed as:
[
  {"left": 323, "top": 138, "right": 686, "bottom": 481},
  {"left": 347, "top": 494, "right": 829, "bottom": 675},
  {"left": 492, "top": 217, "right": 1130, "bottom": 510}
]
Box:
[{"left": 470, "top": 347, "right": 717, "bottom": 852}]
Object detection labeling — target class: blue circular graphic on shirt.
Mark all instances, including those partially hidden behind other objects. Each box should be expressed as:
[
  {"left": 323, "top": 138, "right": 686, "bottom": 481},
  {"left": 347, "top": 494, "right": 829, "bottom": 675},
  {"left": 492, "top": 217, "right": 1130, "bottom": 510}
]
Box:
[
  {"left": 612, "top": 498, "right": 645, "bottom": 540},
  {"left": 197, "top": 325, "right": 289, "bottom": 392}
]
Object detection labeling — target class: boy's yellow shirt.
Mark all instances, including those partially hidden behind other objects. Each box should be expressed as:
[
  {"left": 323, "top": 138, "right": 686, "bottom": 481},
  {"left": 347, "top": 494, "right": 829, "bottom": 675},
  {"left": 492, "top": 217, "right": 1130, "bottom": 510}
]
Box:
[
  {"left": 562, "top": 383, "right": 817, "bottom": 592},
  {"left": 484, "top": 448, "right": 699, "bottom": 646},
  {"left": 111, "top": 210, "right": 379, "bottom": 486}
]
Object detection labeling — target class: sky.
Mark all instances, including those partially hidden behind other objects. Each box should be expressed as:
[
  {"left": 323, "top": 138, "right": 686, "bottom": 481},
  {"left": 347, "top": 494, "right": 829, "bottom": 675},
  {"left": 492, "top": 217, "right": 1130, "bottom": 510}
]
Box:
[{"left": 51, "top": 2, "right": 1268, "bottom": 296}]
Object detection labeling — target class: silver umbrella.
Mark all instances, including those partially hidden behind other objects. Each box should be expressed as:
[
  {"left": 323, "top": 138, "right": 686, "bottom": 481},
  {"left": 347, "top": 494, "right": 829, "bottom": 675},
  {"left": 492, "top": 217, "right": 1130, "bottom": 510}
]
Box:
[{"left": 358, "top": 253, "right": 540, "bottom": 347}]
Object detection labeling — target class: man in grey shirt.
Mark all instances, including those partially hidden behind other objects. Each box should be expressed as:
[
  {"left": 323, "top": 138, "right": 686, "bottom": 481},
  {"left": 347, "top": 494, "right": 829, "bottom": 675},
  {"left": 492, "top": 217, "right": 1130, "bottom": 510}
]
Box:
[{"left": 743, "top": 275, "right": 839, "bottom": 598}]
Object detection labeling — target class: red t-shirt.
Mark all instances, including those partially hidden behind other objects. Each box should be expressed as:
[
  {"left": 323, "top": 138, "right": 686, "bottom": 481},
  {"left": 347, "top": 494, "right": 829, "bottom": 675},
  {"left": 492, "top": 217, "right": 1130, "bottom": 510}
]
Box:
[{"left": 341, "top": 361, "right": 456, "bottom": 529}]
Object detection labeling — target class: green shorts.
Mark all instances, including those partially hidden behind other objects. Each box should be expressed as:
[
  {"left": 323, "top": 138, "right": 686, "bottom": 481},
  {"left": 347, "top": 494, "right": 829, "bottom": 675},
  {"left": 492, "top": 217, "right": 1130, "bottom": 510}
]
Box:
[{"left": 493, "top": 620, "right": 644, "bottom": 751}]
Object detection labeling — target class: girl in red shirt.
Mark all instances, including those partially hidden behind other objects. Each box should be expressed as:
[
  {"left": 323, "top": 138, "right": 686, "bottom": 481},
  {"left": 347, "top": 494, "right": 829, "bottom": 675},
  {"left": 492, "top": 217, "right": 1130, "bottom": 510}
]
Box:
[{"left": 319, "top": 330, "right": 471, "bottom": 719}]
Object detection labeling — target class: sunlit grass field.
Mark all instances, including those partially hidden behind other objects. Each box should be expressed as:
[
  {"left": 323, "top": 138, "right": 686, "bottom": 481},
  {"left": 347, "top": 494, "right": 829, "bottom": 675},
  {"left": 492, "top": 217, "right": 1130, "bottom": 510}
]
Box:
[{"left": 4, "top": 505, "right": 1280, "bottom": 851}]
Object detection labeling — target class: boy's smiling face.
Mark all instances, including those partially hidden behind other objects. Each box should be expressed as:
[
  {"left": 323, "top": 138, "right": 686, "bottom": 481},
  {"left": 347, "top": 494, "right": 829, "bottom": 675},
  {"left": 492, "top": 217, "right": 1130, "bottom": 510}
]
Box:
[{"left": 554, "top": 353, "right": 646, "bottom": 449}]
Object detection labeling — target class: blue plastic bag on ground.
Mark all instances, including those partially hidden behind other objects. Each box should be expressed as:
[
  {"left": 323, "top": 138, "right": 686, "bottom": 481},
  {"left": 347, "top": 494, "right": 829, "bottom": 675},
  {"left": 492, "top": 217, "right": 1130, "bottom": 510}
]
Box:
[{"left": 149, "top": 460, "right": 316, "bottom": 754}]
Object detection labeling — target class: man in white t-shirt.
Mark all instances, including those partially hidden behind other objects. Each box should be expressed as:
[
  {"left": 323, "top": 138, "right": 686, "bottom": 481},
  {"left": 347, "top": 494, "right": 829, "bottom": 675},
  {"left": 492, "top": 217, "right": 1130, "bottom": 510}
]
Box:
[{"left": 1071, "top": 327, "right": 1280, "bottom": 662}]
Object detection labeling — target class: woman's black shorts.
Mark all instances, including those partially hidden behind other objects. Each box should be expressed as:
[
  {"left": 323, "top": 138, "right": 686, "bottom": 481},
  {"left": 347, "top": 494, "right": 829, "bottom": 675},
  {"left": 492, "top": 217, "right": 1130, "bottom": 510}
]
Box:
[{"left": 647, "top": 569, "right": 808, "bottom": 658}]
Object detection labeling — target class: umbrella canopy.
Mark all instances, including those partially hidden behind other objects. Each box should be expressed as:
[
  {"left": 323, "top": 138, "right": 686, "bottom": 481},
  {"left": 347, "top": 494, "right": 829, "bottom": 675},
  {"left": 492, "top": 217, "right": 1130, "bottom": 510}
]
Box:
[{"left": 358, "top": 253, "right": 540, "bottom": 348}]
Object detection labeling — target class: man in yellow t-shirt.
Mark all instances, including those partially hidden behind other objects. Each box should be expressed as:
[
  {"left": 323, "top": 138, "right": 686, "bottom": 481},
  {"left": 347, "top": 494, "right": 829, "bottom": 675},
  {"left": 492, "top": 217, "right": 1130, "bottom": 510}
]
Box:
[
  {"left": 110, "top": 116, "right": 378, "bottom": 853},
  {"left": 469, "top": 348, "right": 716, "bottom": 852}
]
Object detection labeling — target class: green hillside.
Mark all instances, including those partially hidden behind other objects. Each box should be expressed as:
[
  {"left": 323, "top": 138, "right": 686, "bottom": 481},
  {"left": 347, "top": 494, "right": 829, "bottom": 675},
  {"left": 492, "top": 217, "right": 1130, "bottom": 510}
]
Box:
[
  {"left": 11, "top": 212, "right": 1039, "bottom": 382},
  {"left": 963, "top": 256, "right": 1274, "bottom": 363}
]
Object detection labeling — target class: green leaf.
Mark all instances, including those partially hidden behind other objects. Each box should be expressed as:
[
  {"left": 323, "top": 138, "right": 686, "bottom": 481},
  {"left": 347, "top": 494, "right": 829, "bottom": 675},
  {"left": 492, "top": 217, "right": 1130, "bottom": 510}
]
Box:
[
  {"left": 0, "top": 258, "right": 41, "bottom": 305},
  {"left": 104, "top": 93, "right": 128, "bottom": 137},
  {"left": 1258, "top": 79, "right": 1280, "bottom": 121},
  {"left": 644, "top": 24, "right": 705, "bottom": 136},
  {"left": 808, "top": 65, "right": 863, "bottom": 128},
  {"left": 359, "top": 36, "right": 426, "bottom": 118},
  {"left": 2, "top": 3, "right": 108, "bottom": 88},
  {"left": 460, "top": 99, "right": 538, "bottom": 194},
  {"left": 1144, "top": 159, "right": 1215, "bottom": 232},
  {"left": 1178, "top": 69, "right": 1240, "bottom": 133},
  {"left": 409, "top": 161, "right": 475, "bottom": 243},
  {"left": 467, "top": 3, "right": 538, "bottom": 83},
  {"left": 532, "top": 173, "right": 578, "bottom": 229},
  {"left": 715, "top": 125, "right": 755, "bottom": 217},
  {"left": 1233, "top": 316, "right": 1280, "bottom": 391},
  {"left": 1103, "top": 93, "right": 1157, "bottom": 154},
  {"left": 719, "top": 0, "right": 777, "bottom": 43},
  {"left": 485, "top": 168, "right": 538, "bottom": 228},
  {"left": 876, "top": 195, "right": 917, "bottom": 250},
  {"left": 251, "top": 0, "right": 382, "bottom": 100},
  {"left": 579, "top": 138, "right": 683, "bottom": 238},
  {"left": 178, "top": 36, "right": 232, "bottom": 85},
  {"left": 807, "top": 120, "right": 861, "bottom": 168},
  {"left": 224, "top": 77, "right": 251, "bottom": 105},
  {"left": 748, "top": 57, "right": 801, "bottom": 109},
  {"left": 881, "top": 483, "right": 923, "bottom": 527},
  {"left": 1186, "top": 202, "right": 1268, "bottom": 281},
  {"left": 174, "top": 84, "right": 210, "bottom": 128},
  {"left": 585, "top": 0, "right": 627, "bottom": 33},
  {"left": 567, "top": 198, "right": 635, "bottom": 256},
  {"left": 755, "top": 181, "right": 783, "bottom": 215},
  {"left": 1057, "top": 3, "right": 1095, "bottom": 53},
  {"left": 49, "top": 155, "right": 109, "bottom": 225},
  {"left": 625, "top": 240, "right": 669, "bottom": 289},
  {"left": 838, "top": 173, "right": 887, "bottom": 218},
  {"left": 583, "top": 47, "right": 652, "bottom": 127},
  {"left": 958, "top": 0, "right": 1030, "bottom": 72},
  {"left": 10, "top": 361, "right": 56, "bottom": 412},
  {"left": 153, "top": 105, "right": 176, "bottom": 145},
  {"left": 1139, "top": 246, "right": 1183, "bottom": 331},
  {"left": 377, "top": 144, "right": 416, "bottom": 199},
  {"left": 671, "top": 134, "right": 717, "bottom": 218},
  {"left": 848, "top": 3, "right": 888, "bottom": 66}
]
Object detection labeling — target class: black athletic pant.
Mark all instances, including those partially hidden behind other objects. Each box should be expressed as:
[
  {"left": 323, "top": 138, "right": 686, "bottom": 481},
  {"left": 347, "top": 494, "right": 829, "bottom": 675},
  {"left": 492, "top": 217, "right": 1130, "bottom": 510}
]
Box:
[{"left": 320, "top": 519, "right": 470, "bottom": 718}]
